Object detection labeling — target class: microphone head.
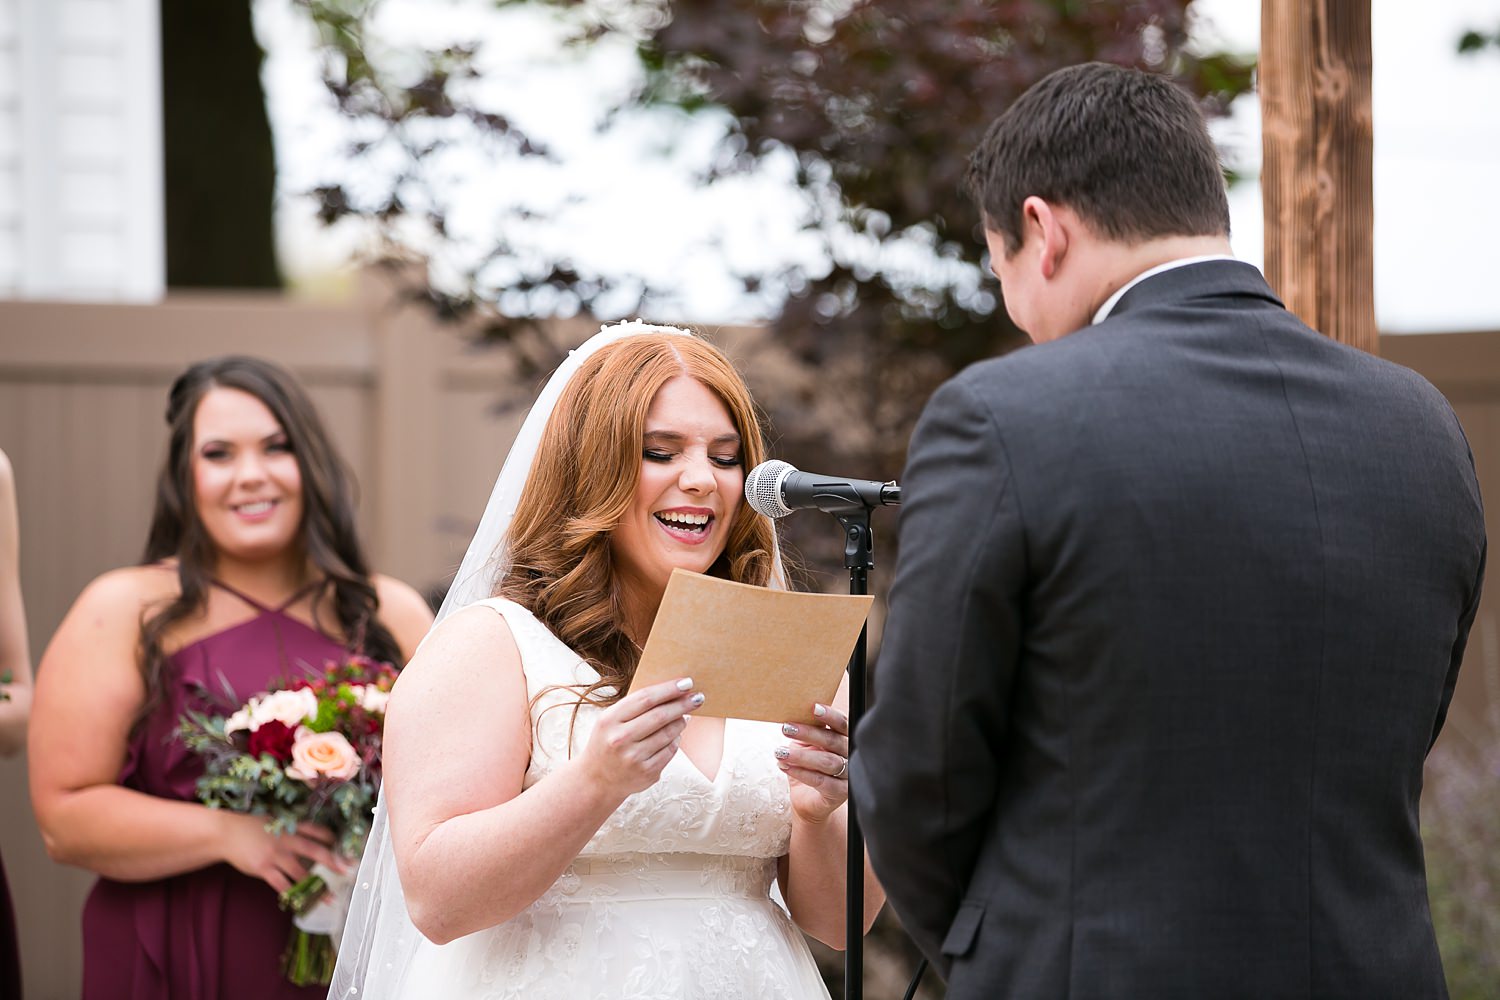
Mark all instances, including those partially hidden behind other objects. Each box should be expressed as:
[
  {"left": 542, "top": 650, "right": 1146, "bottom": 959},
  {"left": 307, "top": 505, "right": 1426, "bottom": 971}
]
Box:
[{"left": 745, "top": 459, "right": 795, "bottom": 519}]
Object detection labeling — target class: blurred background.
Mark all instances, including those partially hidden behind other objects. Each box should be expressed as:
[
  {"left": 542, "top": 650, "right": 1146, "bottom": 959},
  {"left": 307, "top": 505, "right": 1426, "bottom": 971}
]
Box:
[{"left": 1, "top": 0, "right": 1497, "bottom": 996}]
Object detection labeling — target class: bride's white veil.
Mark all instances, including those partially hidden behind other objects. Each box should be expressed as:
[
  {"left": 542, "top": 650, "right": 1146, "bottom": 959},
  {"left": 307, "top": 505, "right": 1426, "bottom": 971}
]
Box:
[{"left": 329, "top": 320, "right": 705, "bottom": 998}]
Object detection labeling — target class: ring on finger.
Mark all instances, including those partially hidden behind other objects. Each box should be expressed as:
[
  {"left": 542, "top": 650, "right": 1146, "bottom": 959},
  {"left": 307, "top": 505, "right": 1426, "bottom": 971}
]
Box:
[{"left": 833, "top": 758, "right": 848, "bottom": 779}]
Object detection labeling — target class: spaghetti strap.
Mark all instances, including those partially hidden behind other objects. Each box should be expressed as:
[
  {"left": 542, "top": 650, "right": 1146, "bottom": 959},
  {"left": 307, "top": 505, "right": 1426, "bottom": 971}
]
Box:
[
  {"left": 274, "top": 580, "right": 321, "bottom": 613},
  {"left": 209, "top": 578, "right": 321, "bottom": 615}
]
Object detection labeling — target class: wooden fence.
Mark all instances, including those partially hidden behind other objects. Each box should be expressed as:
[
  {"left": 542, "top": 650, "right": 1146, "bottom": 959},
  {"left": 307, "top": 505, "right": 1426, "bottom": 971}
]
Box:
[{"left": 0, "top": 283, "right": 1495, "bottom": 996}]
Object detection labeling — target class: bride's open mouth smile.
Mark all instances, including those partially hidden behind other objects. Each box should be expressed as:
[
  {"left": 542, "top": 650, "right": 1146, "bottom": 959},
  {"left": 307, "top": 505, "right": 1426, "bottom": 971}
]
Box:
[{"left": 654, "top": 508, "right": 714, "bottom": 545}]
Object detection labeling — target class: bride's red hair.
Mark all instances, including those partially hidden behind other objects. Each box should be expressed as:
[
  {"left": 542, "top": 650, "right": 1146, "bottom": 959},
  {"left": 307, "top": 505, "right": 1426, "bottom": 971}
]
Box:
[{"left": 498, "top": 330, "right": 778, "bottom": 704}]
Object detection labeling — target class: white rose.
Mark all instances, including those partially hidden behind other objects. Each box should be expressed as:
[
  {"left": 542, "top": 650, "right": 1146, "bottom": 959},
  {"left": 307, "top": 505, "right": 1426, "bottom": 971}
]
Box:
[
  {"left": 358, "top": 686, "right": 390, "bottom": 715},
  {"left": 224, "top": 708, "right": 254, "bottom": 736},
  {"left": 250, "top": 687, "right": 319, "bottom": 730}
]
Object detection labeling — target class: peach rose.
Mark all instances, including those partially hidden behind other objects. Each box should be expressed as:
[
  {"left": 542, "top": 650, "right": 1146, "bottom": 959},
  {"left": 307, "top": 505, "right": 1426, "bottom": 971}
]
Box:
[{"left": 285, "top": 728, "right": 361, "bottom": 783}]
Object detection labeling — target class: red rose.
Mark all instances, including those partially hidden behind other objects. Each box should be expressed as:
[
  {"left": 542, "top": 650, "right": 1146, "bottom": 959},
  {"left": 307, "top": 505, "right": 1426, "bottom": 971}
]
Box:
[{"left": 248, "top": 720, "right": 297, "bottom": 762}]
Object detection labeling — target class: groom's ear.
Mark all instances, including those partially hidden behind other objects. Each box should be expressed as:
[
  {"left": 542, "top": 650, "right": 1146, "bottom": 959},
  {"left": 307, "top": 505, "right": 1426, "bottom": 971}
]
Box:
[{"left": 1021, "top": 196, "right": 1069, "bottom": 281}]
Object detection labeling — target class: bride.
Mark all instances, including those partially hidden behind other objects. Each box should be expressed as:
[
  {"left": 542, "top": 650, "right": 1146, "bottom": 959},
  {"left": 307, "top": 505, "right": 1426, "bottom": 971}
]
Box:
[{"left": 331, "top": 322, "right": 882, "bottom": 998}]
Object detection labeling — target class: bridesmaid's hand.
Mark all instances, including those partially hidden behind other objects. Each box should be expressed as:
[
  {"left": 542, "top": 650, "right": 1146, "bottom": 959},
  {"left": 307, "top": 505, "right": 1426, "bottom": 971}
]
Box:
[
  {"left": 580, "top": 678, "right": 704, "bottom": 797},
  {"left": 776, "top": 703, "right": 850, "bottom": 825},
  {"left": 219, "top": 813, "right": 348, "bottom": 893}
]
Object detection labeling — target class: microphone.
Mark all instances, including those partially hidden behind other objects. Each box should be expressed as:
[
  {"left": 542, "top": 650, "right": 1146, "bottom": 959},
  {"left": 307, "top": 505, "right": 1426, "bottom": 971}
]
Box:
[{"left": 744, "top": 459, "right": 901, "bottom": 519}]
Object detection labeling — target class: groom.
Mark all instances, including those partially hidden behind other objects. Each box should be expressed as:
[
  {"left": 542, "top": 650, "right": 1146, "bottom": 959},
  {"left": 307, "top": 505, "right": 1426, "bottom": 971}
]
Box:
[{"left": 851, "top": 63, "right": 1485, "bottom": 999}]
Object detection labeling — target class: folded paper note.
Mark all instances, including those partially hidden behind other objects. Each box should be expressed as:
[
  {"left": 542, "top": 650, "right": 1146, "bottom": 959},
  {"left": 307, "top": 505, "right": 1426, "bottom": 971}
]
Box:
[{"left": 627, "top": 568, "right": 874, "bottom": 726}]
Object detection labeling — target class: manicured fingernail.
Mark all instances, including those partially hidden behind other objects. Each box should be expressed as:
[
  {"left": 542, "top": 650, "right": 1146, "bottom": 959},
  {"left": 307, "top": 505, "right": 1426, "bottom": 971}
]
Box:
[
  {"left": 676, "top": 678, "right": 694, "bottom": 692},
  {"left": 774, "top": 746, "right": 790, "bottom": 759},
  {"left": 813, "top": 704, "right": 828, "bottom": 718},
  {"left": 781, "top": 723, "right": 798, "bottom": 736},
  {"left": 688, "top": 693, "right": 705, "bottom": 707}
]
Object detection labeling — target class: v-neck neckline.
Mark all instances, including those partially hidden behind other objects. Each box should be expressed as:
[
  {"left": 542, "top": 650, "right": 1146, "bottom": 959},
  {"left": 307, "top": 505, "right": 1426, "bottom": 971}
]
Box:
[{"left": 675, "top": 718, "right": 731, "bottom": 785}]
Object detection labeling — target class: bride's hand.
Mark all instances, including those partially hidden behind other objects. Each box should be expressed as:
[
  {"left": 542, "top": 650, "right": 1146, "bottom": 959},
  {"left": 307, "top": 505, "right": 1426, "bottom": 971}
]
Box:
[
  {"left": 776, "top": 703, "right": 850, "bottom": 825},
  {"left": 581, "top": 678, "right": 704, "bottom": 796}
]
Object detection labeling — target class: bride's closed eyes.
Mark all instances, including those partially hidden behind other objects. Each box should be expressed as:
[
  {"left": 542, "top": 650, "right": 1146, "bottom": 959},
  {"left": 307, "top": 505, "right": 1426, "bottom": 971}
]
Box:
[
  {"left": 641, "top": 430, "right": 743, "bottom": 468},
  {"left": 643, "top": 448, "right": 742, "bottom": 468}
]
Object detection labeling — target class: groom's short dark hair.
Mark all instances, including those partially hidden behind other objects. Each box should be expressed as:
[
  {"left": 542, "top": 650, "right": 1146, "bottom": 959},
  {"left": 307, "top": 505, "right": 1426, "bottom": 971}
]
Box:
[{"left": 965, "top": 62, "right": 1230, "bottom": 255}]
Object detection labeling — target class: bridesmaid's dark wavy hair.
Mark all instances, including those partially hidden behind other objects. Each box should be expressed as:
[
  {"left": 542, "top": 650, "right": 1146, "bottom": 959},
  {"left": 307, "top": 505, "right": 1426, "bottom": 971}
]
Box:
[{"left": 135, "top": 355, "right": 401, "bottom": 732}]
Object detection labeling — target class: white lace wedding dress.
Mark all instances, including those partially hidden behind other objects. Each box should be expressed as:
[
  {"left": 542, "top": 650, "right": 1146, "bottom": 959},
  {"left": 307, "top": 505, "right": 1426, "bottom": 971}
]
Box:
[{"left": 398, "top": 597, "right": 831, "bottom": 999}]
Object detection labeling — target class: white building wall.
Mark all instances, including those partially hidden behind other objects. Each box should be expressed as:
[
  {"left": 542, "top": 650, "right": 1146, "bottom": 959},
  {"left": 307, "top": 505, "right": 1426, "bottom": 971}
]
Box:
[{"left": 0, "top": 0, "right": 162, "bottom": 301}]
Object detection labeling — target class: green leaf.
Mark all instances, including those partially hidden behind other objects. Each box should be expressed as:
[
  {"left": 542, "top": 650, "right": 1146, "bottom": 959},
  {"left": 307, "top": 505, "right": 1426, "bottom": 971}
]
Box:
[{"left": 1458, "top": 30, "right": 1489, "bottom": 54}]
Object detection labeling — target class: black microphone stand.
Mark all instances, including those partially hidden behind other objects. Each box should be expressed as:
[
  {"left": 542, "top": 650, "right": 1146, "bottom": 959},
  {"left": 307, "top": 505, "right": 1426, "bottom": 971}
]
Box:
[
  {"left": 763, "top": 469, "right": 900, "bottom": 1000},
  {"left": 837, "top": 507, "right": 929, "bottom": 1000},
  {"left": 832, "top": 507, "right": 876, "bottom": 1000}
]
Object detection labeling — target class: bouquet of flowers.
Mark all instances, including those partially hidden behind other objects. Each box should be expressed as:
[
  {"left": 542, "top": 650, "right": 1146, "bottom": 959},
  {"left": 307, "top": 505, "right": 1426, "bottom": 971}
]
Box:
[{"left": 178, "top": 654, "right": 398, "bottom": 986}]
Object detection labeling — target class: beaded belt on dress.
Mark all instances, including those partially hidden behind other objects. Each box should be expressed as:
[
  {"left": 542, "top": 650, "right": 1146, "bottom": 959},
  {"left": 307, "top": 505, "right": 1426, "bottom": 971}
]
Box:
[{"left": 550, "top": 852, "right": 777, "bottom": 904}]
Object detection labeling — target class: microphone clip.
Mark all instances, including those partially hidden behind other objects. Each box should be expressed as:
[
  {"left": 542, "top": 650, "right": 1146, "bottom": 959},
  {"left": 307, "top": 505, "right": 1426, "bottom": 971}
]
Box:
[{"left": 836, "top": 513, "right": 876, "bottom": 572}]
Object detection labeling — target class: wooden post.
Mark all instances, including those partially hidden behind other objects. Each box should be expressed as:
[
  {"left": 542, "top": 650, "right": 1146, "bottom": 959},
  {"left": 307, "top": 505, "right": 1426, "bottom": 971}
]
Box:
[{"left": 1259, "top": 0, "right": 1376, "bottom": 354}]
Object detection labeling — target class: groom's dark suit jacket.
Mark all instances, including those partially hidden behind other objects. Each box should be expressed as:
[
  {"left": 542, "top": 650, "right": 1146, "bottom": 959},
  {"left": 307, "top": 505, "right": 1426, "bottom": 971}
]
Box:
[{"left": 852, "top": 261, "right": 1485, "bottom": 999}]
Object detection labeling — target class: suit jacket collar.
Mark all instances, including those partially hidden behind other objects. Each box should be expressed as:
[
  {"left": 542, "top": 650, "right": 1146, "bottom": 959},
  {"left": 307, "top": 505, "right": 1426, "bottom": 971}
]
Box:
[{"left": 1107, "top": 258, "right": 1284, "bottom": 321}]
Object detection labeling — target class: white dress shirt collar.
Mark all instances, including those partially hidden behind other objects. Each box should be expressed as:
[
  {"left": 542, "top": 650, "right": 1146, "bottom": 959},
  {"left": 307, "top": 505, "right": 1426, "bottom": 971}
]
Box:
[{"left": 1091, "top": 254, "right": 1239, "bottom": 325}]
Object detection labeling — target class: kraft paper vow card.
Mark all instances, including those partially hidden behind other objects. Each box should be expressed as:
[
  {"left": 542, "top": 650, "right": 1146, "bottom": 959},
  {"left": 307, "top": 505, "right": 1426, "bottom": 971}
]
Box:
[{"left": 627, "top": 569, "right": 874, "bottom": 726}]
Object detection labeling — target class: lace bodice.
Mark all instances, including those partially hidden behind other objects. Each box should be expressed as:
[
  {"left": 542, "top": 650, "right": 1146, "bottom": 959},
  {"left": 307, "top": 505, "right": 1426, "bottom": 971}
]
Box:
[
  {"left": 394, "top": 600, "right": 829, "bottom": 1000},
  {"left": 477, "top": 597, "right": 795, "bottom": 861}
]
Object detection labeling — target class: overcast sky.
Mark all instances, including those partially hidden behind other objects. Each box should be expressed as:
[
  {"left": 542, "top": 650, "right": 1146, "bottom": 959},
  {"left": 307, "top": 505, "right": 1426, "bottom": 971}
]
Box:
[{"left": 255, "top": 0, "right": 1500, "bottom": 333}]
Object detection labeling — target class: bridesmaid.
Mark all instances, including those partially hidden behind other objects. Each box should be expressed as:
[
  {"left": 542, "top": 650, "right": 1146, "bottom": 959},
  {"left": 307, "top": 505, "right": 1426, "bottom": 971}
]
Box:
[
  {"left": 28, "top": 356, "right": 432, "bottom": 999},
  {"left": 0, "top": 446, "right": 32, "bottom": 999}
]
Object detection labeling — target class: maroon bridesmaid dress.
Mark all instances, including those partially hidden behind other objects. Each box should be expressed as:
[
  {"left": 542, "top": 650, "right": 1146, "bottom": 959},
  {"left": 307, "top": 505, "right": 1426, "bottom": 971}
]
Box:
[{"left": 81, "top": 582, "right": 349, "bottom": 1000}]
